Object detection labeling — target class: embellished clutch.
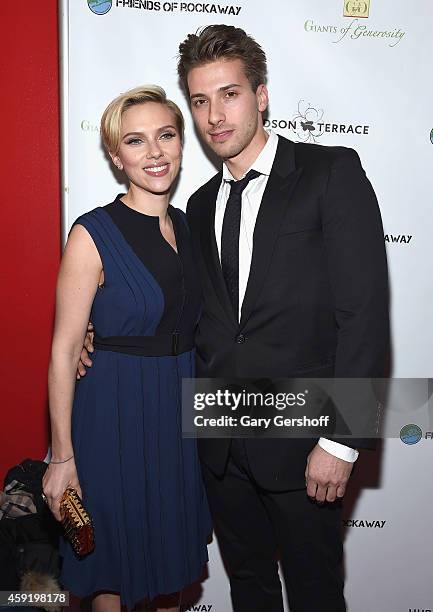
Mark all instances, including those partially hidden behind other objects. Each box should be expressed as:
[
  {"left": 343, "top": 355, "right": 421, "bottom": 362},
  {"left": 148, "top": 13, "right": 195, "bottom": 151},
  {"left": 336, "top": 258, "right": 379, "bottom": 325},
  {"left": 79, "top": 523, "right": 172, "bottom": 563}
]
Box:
[{"left": 59, "top": 487, "right": 95, "bottom": 557}]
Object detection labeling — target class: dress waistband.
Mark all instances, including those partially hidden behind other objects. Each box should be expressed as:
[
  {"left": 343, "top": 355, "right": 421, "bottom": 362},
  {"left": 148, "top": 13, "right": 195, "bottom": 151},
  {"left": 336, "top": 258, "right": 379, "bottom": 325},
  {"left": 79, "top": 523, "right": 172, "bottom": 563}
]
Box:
[{"left": 93, "top": 332, "right": 195, "bottom": 357}]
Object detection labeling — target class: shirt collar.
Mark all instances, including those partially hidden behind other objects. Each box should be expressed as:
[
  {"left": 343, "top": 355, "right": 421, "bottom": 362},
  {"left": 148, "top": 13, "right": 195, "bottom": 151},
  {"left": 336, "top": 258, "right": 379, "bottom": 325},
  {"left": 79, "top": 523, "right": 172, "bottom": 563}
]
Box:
[{"left": 222, "top": 130, "right": 279, "bottom": 182}]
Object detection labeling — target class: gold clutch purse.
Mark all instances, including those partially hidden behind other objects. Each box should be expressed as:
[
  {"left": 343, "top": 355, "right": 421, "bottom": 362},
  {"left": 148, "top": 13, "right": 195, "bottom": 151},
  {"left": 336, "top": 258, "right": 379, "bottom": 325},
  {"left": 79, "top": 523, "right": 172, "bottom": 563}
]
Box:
[{"left": 59, "top": 487, "right": 95, "bottom": 557}]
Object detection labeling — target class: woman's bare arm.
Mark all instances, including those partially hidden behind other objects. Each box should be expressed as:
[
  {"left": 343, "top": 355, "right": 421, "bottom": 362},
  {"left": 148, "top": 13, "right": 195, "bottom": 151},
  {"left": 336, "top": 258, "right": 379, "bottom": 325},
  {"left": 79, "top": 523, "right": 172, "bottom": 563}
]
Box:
[{"left": 43, "top": 224, "right": 102, "bottom": 519}]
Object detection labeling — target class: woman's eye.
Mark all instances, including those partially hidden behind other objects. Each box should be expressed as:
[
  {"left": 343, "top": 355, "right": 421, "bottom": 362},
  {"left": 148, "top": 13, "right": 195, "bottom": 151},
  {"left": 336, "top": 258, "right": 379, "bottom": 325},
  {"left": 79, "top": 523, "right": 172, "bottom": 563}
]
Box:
[
  {"left": 160, "top": 132, "right": 176, "bottom": 140},
  {"left": 126, "top": 138, "right": 142, "bottom": 145}
]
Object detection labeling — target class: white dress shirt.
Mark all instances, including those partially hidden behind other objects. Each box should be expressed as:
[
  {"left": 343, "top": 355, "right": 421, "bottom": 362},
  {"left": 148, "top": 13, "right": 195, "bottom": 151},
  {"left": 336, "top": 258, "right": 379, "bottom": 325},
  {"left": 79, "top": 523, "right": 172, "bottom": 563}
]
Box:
[{"left": 214, "top": 130, "right": 358, "bottom": 463}]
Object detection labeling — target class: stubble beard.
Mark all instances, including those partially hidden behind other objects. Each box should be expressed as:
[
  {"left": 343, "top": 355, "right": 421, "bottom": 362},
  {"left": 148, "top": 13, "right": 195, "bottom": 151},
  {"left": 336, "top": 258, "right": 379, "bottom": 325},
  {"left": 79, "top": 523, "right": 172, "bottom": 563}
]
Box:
[{"left": 206, "top": 117, "right": 259, "bottom": 162}]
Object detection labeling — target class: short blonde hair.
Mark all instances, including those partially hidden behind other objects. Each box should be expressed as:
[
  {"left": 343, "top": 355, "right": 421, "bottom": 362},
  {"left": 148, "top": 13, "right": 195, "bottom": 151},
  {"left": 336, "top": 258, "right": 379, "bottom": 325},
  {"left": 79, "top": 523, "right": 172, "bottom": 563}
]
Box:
[{"left": 100, "top": 85, "right": 184, "bottom": 153}]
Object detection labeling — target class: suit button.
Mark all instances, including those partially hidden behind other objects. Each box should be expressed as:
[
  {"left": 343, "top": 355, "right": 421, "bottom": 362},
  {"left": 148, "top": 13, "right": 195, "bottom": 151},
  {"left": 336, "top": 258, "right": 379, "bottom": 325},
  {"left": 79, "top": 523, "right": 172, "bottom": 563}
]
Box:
[{"left": 236, "top": 334, "right": 246, "bottom": 344}]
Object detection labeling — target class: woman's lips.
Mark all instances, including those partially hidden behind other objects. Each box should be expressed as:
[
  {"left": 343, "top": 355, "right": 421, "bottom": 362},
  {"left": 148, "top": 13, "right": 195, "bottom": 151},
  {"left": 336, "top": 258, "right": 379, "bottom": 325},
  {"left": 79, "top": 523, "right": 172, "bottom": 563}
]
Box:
[{"left": 143, "top": 163, "right": 169, "bottom": 177}]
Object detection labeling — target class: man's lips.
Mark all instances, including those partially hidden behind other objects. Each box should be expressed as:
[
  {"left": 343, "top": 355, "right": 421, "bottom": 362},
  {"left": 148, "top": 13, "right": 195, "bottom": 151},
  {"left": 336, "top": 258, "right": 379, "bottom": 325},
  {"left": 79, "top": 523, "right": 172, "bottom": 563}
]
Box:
[
  {"left": 143, "top": 163, "right": 169, "bottom": 177},
  {"left": 209, "top": 130, "right": 234, "bottom": 143}
]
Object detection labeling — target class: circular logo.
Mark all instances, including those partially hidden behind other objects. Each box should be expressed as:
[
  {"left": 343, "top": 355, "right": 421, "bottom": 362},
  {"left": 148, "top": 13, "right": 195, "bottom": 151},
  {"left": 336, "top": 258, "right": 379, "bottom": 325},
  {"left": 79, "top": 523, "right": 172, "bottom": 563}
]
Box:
[
  {"left": 400, "top": 423, "right": 422, "bottom": 445},
  {"left": 88, "top": 0, "right": 112, "bottom": 15}
]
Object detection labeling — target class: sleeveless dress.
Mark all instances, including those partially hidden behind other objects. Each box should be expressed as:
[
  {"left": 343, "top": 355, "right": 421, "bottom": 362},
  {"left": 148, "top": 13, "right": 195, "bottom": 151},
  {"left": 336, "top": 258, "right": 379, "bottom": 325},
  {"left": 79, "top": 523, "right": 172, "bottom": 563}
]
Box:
[{"left": 59, "top": 196, "right": 211, "bottom": 611}]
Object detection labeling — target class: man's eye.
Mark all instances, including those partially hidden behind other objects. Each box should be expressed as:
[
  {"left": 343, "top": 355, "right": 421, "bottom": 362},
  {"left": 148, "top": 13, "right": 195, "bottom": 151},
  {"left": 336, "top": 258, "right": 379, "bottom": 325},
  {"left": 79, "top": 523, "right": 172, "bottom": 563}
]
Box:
[
  {"left": 193, "top": 99, "right": 207, "bottom": 107},
  {"left": 225, "top": 91, "right": 237, "bottom": 99}
]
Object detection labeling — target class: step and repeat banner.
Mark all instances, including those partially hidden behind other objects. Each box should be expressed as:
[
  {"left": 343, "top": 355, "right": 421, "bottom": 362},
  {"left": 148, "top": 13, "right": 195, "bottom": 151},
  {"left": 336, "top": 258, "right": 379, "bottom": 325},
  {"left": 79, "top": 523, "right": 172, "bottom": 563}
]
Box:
[{"left": 61, "top": 1, "right": 433, "bottom": 610}]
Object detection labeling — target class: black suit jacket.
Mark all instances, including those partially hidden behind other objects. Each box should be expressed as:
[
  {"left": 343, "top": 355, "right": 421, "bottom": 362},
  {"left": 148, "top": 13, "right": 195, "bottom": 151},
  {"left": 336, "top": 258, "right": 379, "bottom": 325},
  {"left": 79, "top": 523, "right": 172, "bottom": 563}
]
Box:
[{"left": 186, "top": 135, "right": 389, "bottom": 491}]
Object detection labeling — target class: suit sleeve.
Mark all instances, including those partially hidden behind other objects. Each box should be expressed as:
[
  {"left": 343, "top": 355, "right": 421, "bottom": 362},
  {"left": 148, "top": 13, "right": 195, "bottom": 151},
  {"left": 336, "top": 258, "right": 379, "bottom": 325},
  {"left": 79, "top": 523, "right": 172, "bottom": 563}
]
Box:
[
  {"left": 321, "top": 149, "right": 389, "bottom": 449},
  {"left": 321, "top": 148, "right": 389, "bottom": 378}
]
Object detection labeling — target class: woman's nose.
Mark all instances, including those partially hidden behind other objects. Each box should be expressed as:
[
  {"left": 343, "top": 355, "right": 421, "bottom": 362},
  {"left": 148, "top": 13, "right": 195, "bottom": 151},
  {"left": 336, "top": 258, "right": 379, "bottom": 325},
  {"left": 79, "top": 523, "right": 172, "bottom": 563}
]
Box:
[{"left": 146, "top": 143, "right": 163, "bottom": 159}]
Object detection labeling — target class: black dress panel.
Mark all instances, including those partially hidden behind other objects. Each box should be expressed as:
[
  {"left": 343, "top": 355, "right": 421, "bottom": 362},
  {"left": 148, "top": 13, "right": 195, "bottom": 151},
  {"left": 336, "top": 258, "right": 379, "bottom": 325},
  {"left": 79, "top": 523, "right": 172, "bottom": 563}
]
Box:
[{"left": 104, "top": 195, "right": 202, "bottom": 335}]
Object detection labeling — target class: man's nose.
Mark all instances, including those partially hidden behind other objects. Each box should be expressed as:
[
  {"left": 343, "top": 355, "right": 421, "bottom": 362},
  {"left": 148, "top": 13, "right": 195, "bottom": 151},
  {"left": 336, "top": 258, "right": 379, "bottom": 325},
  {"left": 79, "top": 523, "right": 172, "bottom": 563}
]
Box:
[{"left": 208, "top": 101, "right": 225, "bottom": 127}]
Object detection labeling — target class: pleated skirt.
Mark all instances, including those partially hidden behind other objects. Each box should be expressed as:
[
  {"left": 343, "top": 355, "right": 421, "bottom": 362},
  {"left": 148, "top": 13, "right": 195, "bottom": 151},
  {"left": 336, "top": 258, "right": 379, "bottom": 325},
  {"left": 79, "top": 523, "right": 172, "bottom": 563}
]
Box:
[{"left": 59, "top": 348, "right": 211, "bottom": 611}]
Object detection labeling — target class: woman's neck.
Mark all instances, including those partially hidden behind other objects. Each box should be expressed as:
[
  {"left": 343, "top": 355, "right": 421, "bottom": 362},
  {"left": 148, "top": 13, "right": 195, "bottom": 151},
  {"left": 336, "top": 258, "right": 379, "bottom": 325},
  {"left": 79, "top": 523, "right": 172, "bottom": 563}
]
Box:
[{"left": 122, "top": 184, "right": 170, "bottom": 219}]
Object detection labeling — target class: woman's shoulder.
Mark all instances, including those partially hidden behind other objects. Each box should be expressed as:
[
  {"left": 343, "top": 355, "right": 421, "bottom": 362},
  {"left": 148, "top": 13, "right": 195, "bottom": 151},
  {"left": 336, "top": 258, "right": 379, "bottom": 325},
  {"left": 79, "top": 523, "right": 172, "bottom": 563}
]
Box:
[
  {"left": 72, "top": 203, "right": 115, "bottom": 229},
  {"left": 69, "top": 205, "right": 116, "bottom": 245},
  {"left": 73, "top": 194, "right": 126, "bottom": 227},
  {"left": 73, "top": 205, "right": 104, "bottom": 223}
]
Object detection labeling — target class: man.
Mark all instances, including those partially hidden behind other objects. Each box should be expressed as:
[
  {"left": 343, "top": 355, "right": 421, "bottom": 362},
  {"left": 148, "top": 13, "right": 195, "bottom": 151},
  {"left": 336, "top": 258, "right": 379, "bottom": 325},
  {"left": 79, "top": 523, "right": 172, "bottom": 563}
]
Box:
[
  {"left": 79, "top": 24, "right": 388, "bottom": 612},
  {"left": 176, "top": 24, "right": 389, "bottom": 612}
]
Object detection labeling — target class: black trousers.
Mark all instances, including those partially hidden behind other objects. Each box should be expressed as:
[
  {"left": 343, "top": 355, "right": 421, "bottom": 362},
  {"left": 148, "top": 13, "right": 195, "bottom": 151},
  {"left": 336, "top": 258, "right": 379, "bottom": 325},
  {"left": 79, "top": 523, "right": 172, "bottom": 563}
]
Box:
[{"left": 202, "top": 438, "right": 346, "bottom": 612}]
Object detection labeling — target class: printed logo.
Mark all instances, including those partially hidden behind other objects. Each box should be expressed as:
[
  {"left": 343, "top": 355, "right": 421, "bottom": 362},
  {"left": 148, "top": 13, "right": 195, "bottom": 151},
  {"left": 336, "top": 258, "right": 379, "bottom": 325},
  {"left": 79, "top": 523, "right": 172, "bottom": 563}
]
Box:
[
  {"left": 400, "top": 424, "right": 422, "bottom": 445},
  {"left": 112, "top": 1, "right": 241, "bottom": 15},
  {"left": 292, "top": 100, "right": 324, "bottom": 143},
  {"left": 80, "top": 119, "right": 100, "bottom": 133},
  {"left": 304, "top": 1, "right": 405, "bottom": 48},
  {"left": 88, "top": 0, "right": 112, "bottom": 14},
  {"left": 384, "top": 234, "right": 413, "bottom": 245},
  {"left": 264, "top": 99, "right": 370, "bottom": 143},
  {"left": 342, "top": 519, "right": 386, "bottom": 528},
  {"left": 430, "top": 128, "right": 433, "bottom": 144},
  {"left": 344, "top": 0, "right": 370, "bottom": 18}
]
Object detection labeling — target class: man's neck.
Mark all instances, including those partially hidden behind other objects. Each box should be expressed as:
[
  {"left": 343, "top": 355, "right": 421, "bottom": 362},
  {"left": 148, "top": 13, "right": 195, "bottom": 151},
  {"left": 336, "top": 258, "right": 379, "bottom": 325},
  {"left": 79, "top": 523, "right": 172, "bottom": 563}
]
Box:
[{"left": 224, "top": 128, "right": 269, "bottom": 180}]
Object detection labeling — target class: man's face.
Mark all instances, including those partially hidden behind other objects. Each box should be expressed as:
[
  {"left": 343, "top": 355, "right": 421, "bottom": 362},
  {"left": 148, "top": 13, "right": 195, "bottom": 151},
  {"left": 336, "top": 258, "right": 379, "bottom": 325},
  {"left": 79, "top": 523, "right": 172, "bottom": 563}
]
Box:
[{"left": 187, "top": 58, "right": 268, "bottom": 163}]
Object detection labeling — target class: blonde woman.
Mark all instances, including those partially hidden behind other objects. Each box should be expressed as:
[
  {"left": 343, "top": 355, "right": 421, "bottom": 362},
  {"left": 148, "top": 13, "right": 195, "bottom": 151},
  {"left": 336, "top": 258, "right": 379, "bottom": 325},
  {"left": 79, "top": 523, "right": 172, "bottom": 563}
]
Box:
[{"left": 42, "top": 86, "right": 211, "bottom": 612}]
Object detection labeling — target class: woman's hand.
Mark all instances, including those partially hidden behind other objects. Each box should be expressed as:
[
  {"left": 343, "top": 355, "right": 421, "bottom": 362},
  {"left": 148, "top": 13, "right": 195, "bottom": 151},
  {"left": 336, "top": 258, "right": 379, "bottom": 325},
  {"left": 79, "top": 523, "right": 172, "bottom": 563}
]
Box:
[{"left": 42, "top": 459, "right": 83, "bottom": 522}]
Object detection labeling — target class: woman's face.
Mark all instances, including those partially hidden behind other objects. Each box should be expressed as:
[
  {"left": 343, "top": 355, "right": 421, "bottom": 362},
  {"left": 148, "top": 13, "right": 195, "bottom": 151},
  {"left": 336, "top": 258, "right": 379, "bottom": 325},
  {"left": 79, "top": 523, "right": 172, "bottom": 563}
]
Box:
[{"left": 112, "top": 102, "right": 182, "bottom": 196}]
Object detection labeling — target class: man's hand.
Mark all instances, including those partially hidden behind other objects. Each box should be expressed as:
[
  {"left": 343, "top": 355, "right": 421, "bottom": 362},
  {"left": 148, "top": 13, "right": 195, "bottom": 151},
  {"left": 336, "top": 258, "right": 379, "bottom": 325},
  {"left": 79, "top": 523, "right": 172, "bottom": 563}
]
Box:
[
  {"left": 305, "top": 443, "right": 354, "bottom": 503},
  {"left": 76, "top": 321, "right": 94, "bottom": 379}
]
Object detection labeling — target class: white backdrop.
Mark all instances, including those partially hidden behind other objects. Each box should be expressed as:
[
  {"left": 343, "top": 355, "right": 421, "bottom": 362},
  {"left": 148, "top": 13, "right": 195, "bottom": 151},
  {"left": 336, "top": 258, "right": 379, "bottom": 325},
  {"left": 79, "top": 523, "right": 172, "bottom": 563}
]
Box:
[{"left": 61, "top": 1, "right": 433, "bottom": 609}]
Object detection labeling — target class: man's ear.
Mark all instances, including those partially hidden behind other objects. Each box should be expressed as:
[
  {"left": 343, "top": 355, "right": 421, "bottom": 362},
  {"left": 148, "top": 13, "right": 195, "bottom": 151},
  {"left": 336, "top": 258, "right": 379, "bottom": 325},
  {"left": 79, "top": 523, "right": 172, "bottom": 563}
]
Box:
[
  {"left": 256, "top": 84, "right": 269, "bottom": 113},
  {"left": 109, "top": 151, "right": 123, "bottom": 170}
]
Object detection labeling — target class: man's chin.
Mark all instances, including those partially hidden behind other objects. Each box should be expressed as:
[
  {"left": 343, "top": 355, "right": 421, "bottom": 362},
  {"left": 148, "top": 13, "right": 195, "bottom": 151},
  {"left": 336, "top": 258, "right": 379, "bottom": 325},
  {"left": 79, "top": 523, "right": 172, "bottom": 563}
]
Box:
[{"left": 208, "top": 140, "right": 243, "bottom": 161}]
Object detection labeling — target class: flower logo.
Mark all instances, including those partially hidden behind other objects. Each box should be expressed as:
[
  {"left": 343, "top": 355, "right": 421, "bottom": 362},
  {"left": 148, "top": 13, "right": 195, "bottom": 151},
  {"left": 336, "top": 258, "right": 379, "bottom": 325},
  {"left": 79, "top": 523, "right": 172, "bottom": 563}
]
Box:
[{"left": 292, "top": 100, "right": 325, "bottom": 143}]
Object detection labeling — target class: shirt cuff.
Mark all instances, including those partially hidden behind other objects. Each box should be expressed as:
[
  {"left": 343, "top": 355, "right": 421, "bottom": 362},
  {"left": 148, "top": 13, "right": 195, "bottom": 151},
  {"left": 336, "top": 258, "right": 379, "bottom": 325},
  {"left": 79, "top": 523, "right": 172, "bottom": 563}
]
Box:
[{"left": 318, "top": 438, "right": 359, "bottom": 463}]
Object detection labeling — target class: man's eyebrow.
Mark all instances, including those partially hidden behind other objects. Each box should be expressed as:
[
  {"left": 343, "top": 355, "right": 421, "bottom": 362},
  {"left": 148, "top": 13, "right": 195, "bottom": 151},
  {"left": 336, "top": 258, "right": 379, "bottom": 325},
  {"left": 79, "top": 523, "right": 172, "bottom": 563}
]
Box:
[
  {"left": 219, "top": 83, "right": 241, "bottom": 91},
  {"left": 190, "top": 83, "right": 242, "bottom": 100}
]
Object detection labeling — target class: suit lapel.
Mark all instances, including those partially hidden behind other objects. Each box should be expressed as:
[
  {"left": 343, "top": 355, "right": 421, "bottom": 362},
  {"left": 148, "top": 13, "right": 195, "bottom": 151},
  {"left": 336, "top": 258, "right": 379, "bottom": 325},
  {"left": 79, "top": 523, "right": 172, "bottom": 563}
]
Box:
[
  {"left": 240, "top": 137, "right": 303, "bottom": 327},
  {"left": 199, "top": 172, "right": 238, "bottom": 326}
]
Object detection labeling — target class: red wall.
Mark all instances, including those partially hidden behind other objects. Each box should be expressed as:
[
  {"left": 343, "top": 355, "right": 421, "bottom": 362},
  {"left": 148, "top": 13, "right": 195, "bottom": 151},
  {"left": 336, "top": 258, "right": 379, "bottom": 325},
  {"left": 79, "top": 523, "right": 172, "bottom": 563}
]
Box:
[{"left": 0, "top": 1, "right": 60, "bottom": 481}]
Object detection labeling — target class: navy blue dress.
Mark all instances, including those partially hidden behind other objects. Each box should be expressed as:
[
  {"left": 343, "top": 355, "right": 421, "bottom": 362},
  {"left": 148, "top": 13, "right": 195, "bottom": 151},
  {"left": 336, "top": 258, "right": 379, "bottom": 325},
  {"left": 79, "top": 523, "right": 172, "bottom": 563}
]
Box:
[{"left": 59, "top": 197, "right": 211, "bottom": 610}]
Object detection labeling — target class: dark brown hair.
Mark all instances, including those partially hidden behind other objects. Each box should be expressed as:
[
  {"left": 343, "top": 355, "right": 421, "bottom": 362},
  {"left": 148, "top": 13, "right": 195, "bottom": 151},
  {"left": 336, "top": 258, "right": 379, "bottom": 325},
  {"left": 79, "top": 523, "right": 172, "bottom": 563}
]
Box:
[{"left": 177, "top": 24, "right": 267, "bottom": 95}]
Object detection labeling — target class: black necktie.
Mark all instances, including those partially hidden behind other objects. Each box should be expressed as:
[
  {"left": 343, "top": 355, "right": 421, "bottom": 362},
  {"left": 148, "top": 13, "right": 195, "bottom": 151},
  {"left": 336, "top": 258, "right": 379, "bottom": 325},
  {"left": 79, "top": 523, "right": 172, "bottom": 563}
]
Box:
[{"left": 221, "top": 169, "right": 261, "bottom": 319}]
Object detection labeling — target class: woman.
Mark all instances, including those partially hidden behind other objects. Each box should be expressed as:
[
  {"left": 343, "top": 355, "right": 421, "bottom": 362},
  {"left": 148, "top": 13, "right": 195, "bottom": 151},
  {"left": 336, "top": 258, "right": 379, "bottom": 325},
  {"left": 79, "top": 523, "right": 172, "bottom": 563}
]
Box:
[{"left": 42, "top": 86, "right": 211, "bottom": 612}]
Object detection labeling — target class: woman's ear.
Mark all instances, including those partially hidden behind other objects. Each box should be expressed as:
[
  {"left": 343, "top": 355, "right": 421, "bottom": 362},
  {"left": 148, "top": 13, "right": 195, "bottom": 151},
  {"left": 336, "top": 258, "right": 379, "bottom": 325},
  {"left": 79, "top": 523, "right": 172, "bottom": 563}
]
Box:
[{"left": 109, "top": 151, "right": 123, "bottom": 171}]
